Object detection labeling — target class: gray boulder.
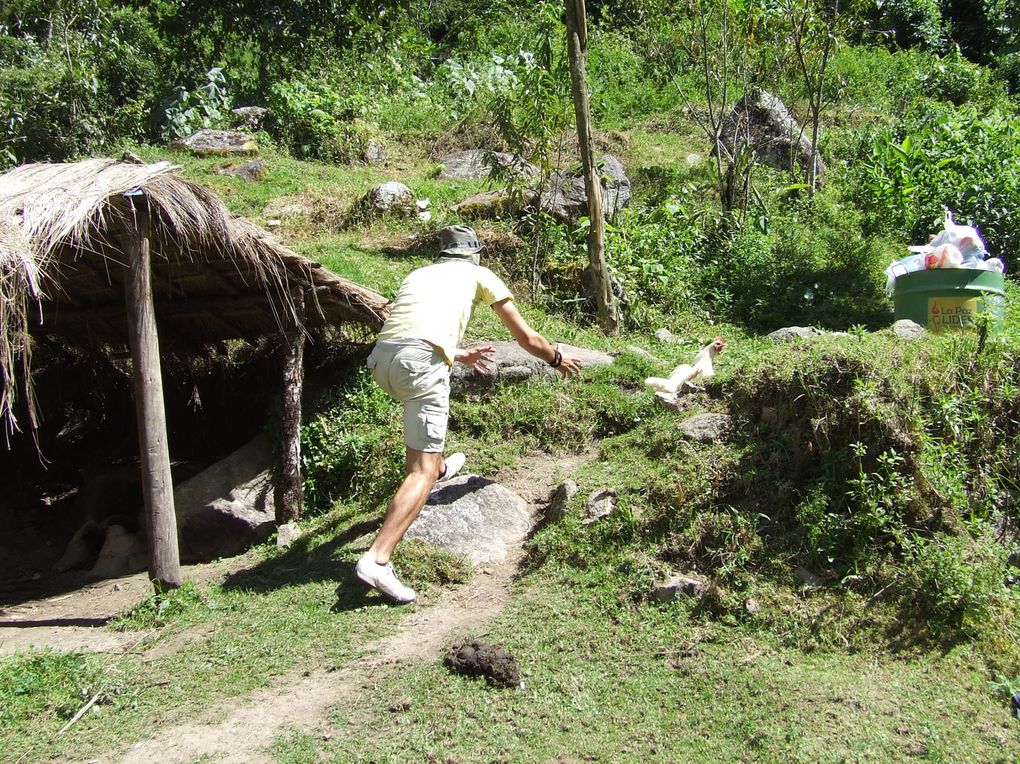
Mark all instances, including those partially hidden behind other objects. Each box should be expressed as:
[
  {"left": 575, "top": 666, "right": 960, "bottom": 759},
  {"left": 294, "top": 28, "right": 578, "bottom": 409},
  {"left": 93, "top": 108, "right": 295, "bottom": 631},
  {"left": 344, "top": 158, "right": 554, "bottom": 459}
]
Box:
[
  {"left": 406, "top": 475, "right": 530, "bottom": 564},
  {"left": 891, "top": 319, "right": 925, "bottom": 341},
  {"left": 539, "top": 154, "right": 631, "bottom": 224},
  {"left": 437, "top": 150, "right": 536, "bottom": 181},
  {"left": 721, "top": 89, "right": 825, "bottom": 184},
  {"left": 361, "top": 181, "right": 417, "bottom": 217},
  {"left": 766, "top": 326, "right": 824, "bottom": 343},
  {"left": 231, "top": 106, "right": 269, "bottom": 132},
  {"left": 654, "top": 328, "right": 677, "bottom": 344},
  {"left": 679, "top": 413, "right": 732, "bottom": 443},
  {"left": 583, "top": 490, "right": 616, "bottom": 524},
  {"left": 173, "top": 435, "right": 277, "bottom": 563},
  {"left": 217, "top": 159, "right": 267, "bottom": 182},
  {"left": 652, "top": 573, "right": 710, "bottom": 602},
  {"left": 450, "top": 342, "right": 614, "bottom": 392},
  {"left": 363, "top": 138, "right": 386, "bottom": 166},
  {"left": 170, "top": 129, "right": 259, "bottom": 157},
  {"left": 451, "top": 189, "right": 519, "bottom": 220}
]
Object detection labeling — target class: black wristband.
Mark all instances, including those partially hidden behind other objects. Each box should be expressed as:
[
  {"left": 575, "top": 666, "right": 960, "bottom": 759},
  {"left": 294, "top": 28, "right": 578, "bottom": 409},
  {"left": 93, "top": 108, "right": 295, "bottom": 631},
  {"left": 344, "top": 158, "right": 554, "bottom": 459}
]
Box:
[{"left": 549, "top": 349, "right": 562, "bottom": 368}]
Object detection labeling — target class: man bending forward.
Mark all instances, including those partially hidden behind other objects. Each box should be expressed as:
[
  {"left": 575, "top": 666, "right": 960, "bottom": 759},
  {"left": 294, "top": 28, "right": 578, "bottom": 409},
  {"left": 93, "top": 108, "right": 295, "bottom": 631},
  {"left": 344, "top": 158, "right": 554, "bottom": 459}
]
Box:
[{"left": 356, "top": 225, "right": 580, "bottom": 602}]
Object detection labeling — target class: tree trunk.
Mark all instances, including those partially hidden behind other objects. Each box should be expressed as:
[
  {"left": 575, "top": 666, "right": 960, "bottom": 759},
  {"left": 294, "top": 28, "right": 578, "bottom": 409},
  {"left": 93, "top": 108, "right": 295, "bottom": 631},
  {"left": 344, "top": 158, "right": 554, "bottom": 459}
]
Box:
[
  {"left": 564, "top": 0, "right": 621, "bottom": 335},
  {"left": 275, "top": 295, "right": 305, "bottom": 524},
  {"left": 122, "top": 192, "right": 181, "bottom": 591}
]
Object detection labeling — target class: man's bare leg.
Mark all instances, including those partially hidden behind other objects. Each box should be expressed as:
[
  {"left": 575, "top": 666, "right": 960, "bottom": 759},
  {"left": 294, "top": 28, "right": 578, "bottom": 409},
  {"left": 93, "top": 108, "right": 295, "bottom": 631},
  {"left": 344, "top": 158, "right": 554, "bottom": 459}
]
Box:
[{"left": 367, "top": 448, "right": 444, "bottom": 565}]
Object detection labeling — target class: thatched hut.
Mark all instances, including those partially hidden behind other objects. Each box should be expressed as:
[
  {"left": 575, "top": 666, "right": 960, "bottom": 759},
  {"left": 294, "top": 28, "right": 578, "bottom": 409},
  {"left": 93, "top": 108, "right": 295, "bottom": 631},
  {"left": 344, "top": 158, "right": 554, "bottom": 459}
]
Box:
[{"left": 0, "top": 156, "right": 389, "bottom": 588}]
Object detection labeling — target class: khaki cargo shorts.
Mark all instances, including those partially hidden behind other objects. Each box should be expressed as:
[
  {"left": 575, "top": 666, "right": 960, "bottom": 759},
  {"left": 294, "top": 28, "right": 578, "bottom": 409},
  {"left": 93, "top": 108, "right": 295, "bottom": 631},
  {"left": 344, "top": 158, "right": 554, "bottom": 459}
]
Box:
[{"left": 367, "top": 339, "right": 451, "bottom": 453}]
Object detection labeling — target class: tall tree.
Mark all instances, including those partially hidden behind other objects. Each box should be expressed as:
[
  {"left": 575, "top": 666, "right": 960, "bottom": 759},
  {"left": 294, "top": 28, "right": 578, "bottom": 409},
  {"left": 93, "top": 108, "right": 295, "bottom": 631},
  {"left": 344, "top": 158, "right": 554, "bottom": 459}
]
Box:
[{"left": 564, "top": 0, "right": 621, "bottom": 335}]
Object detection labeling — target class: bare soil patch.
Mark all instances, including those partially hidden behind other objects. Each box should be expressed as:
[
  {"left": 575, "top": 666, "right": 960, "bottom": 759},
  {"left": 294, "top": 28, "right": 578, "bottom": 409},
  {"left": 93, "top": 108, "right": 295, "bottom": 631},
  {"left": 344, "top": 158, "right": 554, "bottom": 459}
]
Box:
[{"left": 0, "top": 556, "right": 251, "bottom": 657}]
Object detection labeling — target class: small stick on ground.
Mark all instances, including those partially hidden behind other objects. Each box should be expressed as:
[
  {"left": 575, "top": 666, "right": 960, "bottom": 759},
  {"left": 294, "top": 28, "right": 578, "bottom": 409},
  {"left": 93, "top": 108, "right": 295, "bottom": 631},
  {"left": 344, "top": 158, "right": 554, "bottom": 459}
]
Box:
[{"left": 58, "top": 691, "right": 101, "bottom": 735}]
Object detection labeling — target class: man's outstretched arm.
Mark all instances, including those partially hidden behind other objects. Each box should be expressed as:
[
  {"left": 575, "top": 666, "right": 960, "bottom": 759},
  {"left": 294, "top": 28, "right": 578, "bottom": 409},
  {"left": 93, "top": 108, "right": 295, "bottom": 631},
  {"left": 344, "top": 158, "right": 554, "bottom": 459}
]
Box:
[{"left": 491, "top": 298, "right": 581, "bottom": 377}]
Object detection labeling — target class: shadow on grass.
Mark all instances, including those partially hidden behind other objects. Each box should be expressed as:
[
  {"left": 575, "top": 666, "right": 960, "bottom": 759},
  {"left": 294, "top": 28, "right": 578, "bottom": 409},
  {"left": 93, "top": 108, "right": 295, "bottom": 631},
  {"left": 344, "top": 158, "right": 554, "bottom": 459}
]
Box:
[{"left": 220, "top": 517, "right": 378, "bottom": 596}]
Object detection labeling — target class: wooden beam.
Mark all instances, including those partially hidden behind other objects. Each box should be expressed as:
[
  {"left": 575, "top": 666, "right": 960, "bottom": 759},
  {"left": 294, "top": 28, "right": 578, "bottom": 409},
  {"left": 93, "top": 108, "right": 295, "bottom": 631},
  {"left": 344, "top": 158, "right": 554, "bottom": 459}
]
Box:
[
  {"left": 122, "top": 191, "right": 181, "bottom": 591},
  {"left": 275, "top": 293, "right": 305, "bottom": 523}
]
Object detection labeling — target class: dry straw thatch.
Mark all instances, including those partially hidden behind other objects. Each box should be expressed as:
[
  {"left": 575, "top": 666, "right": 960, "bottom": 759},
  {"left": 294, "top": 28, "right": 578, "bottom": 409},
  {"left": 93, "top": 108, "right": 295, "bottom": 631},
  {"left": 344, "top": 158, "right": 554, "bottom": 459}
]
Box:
[{"left": 0, "top": 156, "right": 389, "bottom": 439}]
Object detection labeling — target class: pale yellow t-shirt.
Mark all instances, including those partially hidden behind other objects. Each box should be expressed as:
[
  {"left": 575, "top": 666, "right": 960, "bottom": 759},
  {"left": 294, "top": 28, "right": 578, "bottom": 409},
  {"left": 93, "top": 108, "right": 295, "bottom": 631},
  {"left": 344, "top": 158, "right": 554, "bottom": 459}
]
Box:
[{"left": 377, "top": 260, "right": 513, "bottom": 365}]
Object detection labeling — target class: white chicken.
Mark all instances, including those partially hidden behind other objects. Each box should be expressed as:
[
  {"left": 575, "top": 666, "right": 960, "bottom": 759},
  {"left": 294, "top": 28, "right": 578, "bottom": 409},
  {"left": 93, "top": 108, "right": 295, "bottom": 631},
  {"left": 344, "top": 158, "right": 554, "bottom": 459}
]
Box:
[{"left": 645, "top": 337, "right": 726, "bottom": 394}]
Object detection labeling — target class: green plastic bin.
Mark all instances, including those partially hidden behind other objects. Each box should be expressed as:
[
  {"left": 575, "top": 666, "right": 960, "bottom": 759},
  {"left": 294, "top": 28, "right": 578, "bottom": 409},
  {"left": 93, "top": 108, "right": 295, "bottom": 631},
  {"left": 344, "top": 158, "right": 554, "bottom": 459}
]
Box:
[{"left": 893, "top": 268, "right": 1005, "bottom": 332}]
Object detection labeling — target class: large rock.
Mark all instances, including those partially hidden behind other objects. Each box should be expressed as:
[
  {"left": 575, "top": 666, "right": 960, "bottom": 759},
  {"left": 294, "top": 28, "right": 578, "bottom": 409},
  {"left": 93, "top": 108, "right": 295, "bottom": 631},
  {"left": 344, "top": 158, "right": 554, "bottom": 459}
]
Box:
[
  {"left": 679, "top": 413, "right": 732, "bottom": 443},
  {"left": 170, "top": 129, "right": 259, "bottom": 157},
  {"left": 450, "top": 342, "right": 614, "bottom": 392},
  {"left": 406, "top": 475, "right": 530, "bottom": 564},
  {"left": 173, "top": 435, "right": 277, "bottom": 563},
  {"left": 360, "top": 182, "right": 418, "bottom": 217},
  {"left": 766, "top": 326, "right": 824, "bottom": 343},
  {"left": 363, "top": 138, "right": 386, "bottom": 166},
  {"left": 437, "top": 149, "right": 536, "bottom": 181},
  {"left": 88, "top": 525, "right": 147, "bottom": 580},
  {"left": 891, "top": 319, "right": 925, "bottom": 341},
  {"left": 231, "top": 106, "right": 269, "bottom": 132},
  {"left": 721, "top": 89, "right": 825, "bottom": 183},
  {"left": 216, "top": 159, "right": 267, "bottom": 181},
  {"left": 451, "top": 189, "right": 519, "bottom": 220},
  {"left": 652, "top": 573, "right": 710, "bottom": 602},
  {"left": 538, "top": 154, "right": 631, "bottom": 224}
]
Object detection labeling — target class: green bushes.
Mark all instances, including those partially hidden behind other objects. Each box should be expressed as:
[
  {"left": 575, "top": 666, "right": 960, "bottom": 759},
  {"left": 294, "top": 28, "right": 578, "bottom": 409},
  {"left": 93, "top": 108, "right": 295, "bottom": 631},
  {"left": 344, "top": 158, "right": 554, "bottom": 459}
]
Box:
[
  {"left": 0, "top": 3, "right": 165, "bottom": 166},
  {"left": 158, "top": 68, "right": 232, "bottom": 141},
  {"left": 851, "top": 107, "right": 1020, "bottom": 258},
  {"left": 267, "top": 79, "right": 376, "bottom": 164},
  {"left": 877, "top": 0, "right": 946, "bottom": 51},
  {"left": 900, "top": 530, "right": 1011, "bottom": 637},
  {"left": 300, "top": 367, "right": 404, "bottom": 513}
]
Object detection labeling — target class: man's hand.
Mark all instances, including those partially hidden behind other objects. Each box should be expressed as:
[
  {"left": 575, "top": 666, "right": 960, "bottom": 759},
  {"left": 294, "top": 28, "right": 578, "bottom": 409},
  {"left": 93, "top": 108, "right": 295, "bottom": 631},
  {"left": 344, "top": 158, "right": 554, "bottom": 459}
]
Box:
[
  {"left": 556, "top": 352, "right": 582, "bottom": 378},
  {"left": 455, "top": 345, "right": 495, "bottom": 374}
]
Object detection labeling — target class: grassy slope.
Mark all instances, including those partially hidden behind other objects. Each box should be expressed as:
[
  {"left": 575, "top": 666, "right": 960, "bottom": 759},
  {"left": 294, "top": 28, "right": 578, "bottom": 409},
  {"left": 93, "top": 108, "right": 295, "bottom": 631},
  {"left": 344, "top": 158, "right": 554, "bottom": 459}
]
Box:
[{"left": 3, "top": 133, "right": 1019, "bottom": 762}]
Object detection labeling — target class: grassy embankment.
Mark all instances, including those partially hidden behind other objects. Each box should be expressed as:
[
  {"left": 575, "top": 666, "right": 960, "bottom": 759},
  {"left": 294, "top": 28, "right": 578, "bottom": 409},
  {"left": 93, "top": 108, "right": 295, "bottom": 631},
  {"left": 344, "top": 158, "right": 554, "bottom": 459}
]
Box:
[{"left": 3, "top": 129, "right": 1020, "bottom": 763}]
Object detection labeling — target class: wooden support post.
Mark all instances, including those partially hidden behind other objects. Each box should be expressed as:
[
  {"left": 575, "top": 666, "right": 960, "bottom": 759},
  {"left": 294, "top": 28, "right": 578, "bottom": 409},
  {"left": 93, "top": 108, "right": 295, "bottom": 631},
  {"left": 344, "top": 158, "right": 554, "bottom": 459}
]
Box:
[
  {"left": 565, "top": 0, "right": 621, "bottom": 336},
  {"left": 275, "top": 295, "right": 305, "bottom": 523},
  {"left": 122, "top": 191, "right": 181, "bottom": 591}
]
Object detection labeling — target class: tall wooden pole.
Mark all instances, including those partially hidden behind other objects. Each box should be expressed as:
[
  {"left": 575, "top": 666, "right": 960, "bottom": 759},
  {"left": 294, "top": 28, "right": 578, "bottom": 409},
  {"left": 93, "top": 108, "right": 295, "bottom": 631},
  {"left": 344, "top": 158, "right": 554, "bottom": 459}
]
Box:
[
  {"left": 122, "top": 191, "right": 181, "bottom": 590},
  {"left": 275, "top": 293, "right": 305, "bottom": 524},
  {"left": 565, "top": 0, "right": 621, "bottom": 335}
]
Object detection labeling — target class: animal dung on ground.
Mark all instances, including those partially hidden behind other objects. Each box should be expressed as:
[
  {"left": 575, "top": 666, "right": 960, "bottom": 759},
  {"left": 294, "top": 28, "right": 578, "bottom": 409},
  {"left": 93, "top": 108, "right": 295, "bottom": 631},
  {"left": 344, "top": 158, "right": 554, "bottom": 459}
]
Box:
[{"left": 444, "top": 640, "right": 521, "bottom": 688}]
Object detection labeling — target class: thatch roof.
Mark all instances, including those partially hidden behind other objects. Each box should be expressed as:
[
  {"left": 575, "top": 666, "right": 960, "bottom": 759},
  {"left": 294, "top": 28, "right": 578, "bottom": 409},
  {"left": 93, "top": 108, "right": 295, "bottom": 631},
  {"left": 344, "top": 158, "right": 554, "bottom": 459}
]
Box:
[{"left": 0, "top": 157, "right": 390, "bottom": 436}]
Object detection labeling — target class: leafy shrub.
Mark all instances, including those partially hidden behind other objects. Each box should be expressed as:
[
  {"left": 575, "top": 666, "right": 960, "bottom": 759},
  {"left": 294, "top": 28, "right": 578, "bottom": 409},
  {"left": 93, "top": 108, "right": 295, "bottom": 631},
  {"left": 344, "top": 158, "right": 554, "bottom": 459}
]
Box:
[
  {"left": 714, "top": 193, "right": 891, "bottom": 332},
  {"left": 158, "top": 67, "right": 231, "bottom": 141},
  {"left": 0, "top": 3, "right": 165, "bottom": 165},
  {"left": 851, "top": 107, "right": 1020, "bottom": 258},
  {"left": 877, "top": 0, "right": 946, "bottom": 51},
  {"left": 300, "top": 367, "right": 403, "bottom": 513},
  {"left": 915, "top": 45, "right": 1005, "bottom": 106},
  {"left": 267, "top": 78, "right": 376, "bottom": 163},
  {"left": 605, "top": 196, "right": 720, "bottom": 327},
  {"left": 900, "top": 530, "right": 1010, "bottom": 637}
]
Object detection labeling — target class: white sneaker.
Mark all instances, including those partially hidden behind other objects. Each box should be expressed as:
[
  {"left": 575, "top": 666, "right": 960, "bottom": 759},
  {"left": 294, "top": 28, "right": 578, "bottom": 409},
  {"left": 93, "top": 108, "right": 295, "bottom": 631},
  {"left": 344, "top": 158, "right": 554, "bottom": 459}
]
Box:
[
  {"left": 356, "top": 554, "right": 416, "bottom": 603},
  {"left": 438, "top": 452, "right": 466, "bottom": 483}
]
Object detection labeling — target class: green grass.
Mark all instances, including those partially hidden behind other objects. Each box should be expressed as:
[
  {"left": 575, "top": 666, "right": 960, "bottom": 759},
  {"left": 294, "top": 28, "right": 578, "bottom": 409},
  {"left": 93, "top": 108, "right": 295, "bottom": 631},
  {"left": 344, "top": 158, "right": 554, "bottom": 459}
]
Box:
[
  {"left": 7, "top": 99, "right": 1018, "bottom": 763},
  {"left": 0, "top": 508, "right": 463, "bottom": 762},
  {"left": 271, "top": 578, "right": 1019, "bottom": 763}
]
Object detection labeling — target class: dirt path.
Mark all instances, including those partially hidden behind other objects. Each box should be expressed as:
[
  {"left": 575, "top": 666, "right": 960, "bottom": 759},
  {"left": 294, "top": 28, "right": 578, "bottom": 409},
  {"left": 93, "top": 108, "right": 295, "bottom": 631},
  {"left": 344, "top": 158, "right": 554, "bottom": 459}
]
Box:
[
  {"left": 0, "top": 557, "right": 251, "bottom": 657},
  {"left": 98, "top": 450, "right": 591, "bottom": 764}
]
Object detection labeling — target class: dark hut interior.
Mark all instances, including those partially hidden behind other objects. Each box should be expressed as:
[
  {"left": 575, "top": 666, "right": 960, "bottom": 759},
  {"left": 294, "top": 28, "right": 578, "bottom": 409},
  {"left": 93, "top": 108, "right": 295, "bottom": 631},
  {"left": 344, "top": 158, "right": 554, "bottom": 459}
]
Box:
[{"left": 0, "top": 157, "right": 388, "bottom": 589}]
